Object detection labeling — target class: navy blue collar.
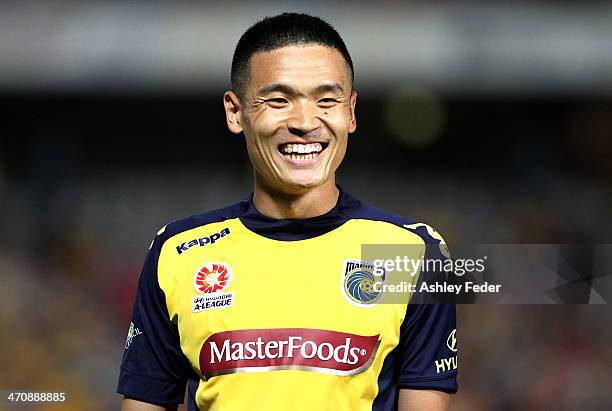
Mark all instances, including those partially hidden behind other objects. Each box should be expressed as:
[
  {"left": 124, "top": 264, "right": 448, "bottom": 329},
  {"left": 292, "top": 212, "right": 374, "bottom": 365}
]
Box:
[{"left": 239, "top": 187, "right": 361, "bottom": 241}]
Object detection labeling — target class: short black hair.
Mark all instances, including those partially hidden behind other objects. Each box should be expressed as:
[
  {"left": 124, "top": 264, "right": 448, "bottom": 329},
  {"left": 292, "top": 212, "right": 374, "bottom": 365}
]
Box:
[{"left": 231, "top": 13, "right": 354, "bottom": 100}]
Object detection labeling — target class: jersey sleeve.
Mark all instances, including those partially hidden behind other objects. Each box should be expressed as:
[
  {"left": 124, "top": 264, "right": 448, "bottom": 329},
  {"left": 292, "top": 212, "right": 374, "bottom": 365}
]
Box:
[
  {"left": 397, "top": 302, "right": 458, "bottom": 392},
  {"left": 397, "top": 233, "right": 458, "bottom": 393},
  {"left": 117, "top": 233, "right": 191, "bottom": 404}
]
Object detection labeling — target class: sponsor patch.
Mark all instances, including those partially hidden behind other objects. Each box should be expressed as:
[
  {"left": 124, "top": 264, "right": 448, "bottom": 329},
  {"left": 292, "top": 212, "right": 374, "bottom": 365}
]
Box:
[
  {"left": 125, "top": 322, "right": 142, "bottom": 349},
  {"left": 447, "top": 328, "right": 457, "bottom": 352},
  {"left": 199, "top": 328, "right": 380, "bottom": 379},
  {"left": 434, "top": 355, "right": 458, "bottom": 373},
  {"left": 193, "top": 293, "right": 234, "bottom": 313},
  {"left": 434, "top": 329, "right": 458, "bottom": 373},
  {"left": 192, "top": 262, "right": 234, "bottom": 312},
  {"left": 176, "top": 227, "right": 230, "bottom": 255},
  {"left": 194, "top": 262, "right": 233, "bottom": 294},
  {"left": 341, "top": 260, "right": 384, "bottom": 307}
]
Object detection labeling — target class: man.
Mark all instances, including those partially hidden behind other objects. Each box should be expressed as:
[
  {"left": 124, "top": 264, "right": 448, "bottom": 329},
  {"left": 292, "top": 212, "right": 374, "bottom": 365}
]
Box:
[{"left": 118, "top": 13, "right": 457, "bottom": 411}]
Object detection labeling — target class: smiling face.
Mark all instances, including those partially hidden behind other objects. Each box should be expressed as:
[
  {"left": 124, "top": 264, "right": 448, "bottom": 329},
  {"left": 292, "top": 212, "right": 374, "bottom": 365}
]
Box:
[{"left": 224, "top": 44, "right": 357, "bottom": 194}]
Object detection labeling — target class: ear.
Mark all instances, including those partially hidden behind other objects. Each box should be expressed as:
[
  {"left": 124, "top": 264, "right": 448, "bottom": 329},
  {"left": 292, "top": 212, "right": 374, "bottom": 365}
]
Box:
[
  {"left": 348, "top": 90, "right": 358, "bottom": 133},
  {"left": 224, "top": 91, "right": 243, "bottom": 134}
]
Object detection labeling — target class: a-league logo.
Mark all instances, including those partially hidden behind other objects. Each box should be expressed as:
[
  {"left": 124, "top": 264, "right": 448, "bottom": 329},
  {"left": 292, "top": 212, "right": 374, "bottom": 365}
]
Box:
[{"left": 194, "top": 262, "right": 233, "bottom": 294}]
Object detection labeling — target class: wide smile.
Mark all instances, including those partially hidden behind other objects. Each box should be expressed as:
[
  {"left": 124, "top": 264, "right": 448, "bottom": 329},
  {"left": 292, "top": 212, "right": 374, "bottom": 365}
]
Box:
[{"left": 277, "top": 142, "right": 329, "bottom": 163}]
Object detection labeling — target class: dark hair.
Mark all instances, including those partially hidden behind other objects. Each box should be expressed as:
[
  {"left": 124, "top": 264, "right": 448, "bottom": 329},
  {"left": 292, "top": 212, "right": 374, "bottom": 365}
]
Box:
[{"left": 231, "top": 13, "right": 354, "bottom": 100}]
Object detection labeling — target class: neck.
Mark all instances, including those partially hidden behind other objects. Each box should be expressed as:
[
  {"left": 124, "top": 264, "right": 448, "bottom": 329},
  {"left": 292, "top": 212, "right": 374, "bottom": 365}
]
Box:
[{"left": 253, "top": 178, "right": 340, "bottom": 219}]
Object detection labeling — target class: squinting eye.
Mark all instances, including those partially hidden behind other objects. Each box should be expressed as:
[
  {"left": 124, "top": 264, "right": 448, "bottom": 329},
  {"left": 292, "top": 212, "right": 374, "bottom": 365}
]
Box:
[
  {"left": 318, "top": 98, "right": 338, "bottom": 106},
  {"left": 268, "top": 98, "right": 288, "bottom": 104}
]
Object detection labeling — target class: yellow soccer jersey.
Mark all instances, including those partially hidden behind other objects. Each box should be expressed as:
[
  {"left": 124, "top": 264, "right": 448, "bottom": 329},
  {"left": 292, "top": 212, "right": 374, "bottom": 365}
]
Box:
[{"left": 118, "top": 189, "right": 458, "bottom": 410}]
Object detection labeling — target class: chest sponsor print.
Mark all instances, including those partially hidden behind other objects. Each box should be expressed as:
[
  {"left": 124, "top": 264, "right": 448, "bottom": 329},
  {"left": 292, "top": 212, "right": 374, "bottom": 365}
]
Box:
[{"left": 200, "top": 328, "right": 380, "bottom": 379}]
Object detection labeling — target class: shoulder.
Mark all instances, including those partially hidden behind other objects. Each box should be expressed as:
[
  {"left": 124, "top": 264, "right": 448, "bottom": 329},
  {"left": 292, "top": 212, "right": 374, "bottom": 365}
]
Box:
[
  {"left": 341, "top": 192, "right": 448, "bottom": 249},
  {"left": 154, "top": 198, "right": 250, "bottom": 247}
]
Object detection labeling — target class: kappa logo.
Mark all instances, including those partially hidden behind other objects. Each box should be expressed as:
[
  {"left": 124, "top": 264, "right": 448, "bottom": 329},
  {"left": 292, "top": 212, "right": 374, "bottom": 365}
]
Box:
[
  {"left": 193, "top": 262, "right": 235, "bottom": 313},
  {"left": 176, "top": 228, "right": 230, "bottom": 255},
  {"left": 341, "top": 260, "right": 384, "bottom": 307},
  {"left": 403, "top": 223, "right": 450, "bottom": 259}
]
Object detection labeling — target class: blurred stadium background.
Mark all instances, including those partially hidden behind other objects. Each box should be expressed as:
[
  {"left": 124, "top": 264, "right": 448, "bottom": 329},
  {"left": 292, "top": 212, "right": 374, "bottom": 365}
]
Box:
[{"left": 0, "top": 1, "right": 611, "bottom": 410}]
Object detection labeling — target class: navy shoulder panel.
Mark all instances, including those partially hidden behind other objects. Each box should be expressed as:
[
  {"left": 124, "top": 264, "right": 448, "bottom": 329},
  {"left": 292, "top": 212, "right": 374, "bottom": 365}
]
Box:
[
  {"left": 157, "top": 198, "right": 250, "bottom": 245},
  {"left": 341, "top": 192, "right": 446, "bottom": 246},
  {"left": 342, "top": 199, "right": 417, "bottom": 228}
]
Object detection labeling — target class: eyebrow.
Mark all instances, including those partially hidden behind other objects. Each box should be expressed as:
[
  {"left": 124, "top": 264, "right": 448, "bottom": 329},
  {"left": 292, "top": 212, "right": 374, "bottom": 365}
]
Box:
[{"left": 257, "top": 83, "right": 345, "bottom": 97}]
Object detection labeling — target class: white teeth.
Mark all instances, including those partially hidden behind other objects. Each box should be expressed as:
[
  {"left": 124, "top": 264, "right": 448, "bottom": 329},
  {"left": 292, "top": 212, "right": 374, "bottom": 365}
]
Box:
[
  {"left": 280, "top": 143, "right": 323, "bottom": 154},
  {"left": 283, "top": 152, "right": 318, "bottom": 160}
]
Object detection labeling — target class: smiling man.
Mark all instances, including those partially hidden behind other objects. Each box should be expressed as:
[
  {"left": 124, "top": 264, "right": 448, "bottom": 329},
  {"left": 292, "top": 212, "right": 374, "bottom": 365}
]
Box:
[
  {"left": 118, "top": 13, "right": 457, "bottom": 411},
  {"left": 228, "top": 39, "right": 356, "bottom": 217}
]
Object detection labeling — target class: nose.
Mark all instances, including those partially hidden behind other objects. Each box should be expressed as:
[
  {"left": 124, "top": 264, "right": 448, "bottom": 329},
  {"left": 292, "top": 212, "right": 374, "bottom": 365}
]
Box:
[{"left": 286, "top": 101, "right": 321, "bottom": 136}]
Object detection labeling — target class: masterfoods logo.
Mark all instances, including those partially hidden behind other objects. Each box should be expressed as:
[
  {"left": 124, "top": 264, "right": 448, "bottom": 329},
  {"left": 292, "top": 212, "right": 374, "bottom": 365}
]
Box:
[{"left": 199, "top": 328, "right": 380, "bottom": 379}]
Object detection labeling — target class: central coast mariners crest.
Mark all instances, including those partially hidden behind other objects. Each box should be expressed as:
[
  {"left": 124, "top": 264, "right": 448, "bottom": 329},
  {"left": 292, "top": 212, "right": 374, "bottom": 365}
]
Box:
[{"left": 341, "top": 260, "right": 384, "bottom": 307}]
